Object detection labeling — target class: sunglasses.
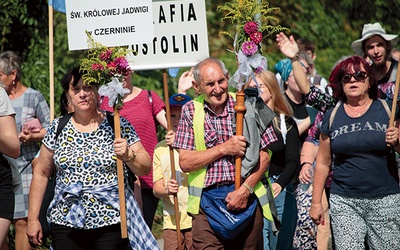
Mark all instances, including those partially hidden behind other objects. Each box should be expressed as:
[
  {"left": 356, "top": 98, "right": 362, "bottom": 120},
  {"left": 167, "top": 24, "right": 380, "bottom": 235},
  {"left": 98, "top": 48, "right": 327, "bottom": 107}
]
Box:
[{"left": 341, "top": 71, "right": 368, "bottom": 84}]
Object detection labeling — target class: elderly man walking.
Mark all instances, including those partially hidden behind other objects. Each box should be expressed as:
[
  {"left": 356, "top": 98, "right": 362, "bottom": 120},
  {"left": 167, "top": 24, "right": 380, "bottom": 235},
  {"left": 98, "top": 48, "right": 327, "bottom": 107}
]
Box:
[{"left": 172, "top": 57, "right": 278, "bottom": 249}]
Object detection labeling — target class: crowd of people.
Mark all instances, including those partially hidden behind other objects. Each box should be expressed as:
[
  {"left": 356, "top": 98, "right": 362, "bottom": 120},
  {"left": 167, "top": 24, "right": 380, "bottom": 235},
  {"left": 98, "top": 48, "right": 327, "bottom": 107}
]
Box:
[{"left": 0, "top": 21, "right": 398, "bottom": 250}]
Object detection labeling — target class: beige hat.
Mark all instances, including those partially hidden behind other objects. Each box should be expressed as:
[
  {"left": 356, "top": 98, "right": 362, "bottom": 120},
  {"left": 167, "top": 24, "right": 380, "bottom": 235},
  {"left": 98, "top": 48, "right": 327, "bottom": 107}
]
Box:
[{"left": 351, "top": 22, "right": 398, "bottom": 55}]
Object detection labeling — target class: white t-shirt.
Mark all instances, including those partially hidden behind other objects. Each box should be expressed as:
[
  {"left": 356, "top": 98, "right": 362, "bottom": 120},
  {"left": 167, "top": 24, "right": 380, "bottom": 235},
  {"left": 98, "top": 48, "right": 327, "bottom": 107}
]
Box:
[{"left": 0, "top": 87, "right": 15, "bottom": 116}]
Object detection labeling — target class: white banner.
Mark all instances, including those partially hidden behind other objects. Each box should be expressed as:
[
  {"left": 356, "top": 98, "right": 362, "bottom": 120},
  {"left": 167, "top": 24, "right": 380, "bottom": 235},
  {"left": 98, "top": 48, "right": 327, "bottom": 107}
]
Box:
[
  {"left": 128, "top": 0, "right": 209, "bottom": 70},
  {"left": 66, "top": 0, "right": 154, "bottom": 50}
]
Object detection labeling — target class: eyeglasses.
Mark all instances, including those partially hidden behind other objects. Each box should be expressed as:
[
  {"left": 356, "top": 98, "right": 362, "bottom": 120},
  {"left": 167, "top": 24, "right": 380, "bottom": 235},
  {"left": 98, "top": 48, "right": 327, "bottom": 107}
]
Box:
[
  {"left": 258, "top": 84, "right": 267, "bottom": 89},
  {"left": 341, "top": 71, "right": 368, "bottom": 84},
  {"left": 300, "top": 62, "right": 312, "bottom": 74},
  {"left": 249, "top": 83, "right": 267, "bottom": 89}
]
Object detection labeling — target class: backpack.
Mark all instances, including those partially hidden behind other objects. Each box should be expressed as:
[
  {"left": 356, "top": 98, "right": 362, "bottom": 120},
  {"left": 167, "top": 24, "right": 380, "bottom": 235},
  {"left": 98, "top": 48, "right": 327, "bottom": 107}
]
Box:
[
  {"left": 312, "top": 74, "right": 322, "bottom": 87},
  {"left": 313, "top": 74, "right": 332, "bottom": 94}
]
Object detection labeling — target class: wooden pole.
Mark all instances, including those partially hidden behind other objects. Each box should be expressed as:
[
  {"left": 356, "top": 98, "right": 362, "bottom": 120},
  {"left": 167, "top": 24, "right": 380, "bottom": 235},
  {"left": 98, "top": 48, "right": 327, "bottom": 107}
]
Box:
[
  {"left": 162, "top": 69, "right": 182, "bottom": 250},
  {"left": 163, "top": 69, "right": 182, "bottom": 250},
  {"left": 114, "top": 108, "right": 128, "bottom": 238},
  {"left": 162, "top": 69, "right": 182, "bottom": 249},
  {"left": 48, "top": 5, "right": 55, "bottom": 121},
  {"left": 389, "top": 61, "right": 400, "bottom": 127},
  {"left": 234, "top": 88, "right": 246, "bottom": 190}
]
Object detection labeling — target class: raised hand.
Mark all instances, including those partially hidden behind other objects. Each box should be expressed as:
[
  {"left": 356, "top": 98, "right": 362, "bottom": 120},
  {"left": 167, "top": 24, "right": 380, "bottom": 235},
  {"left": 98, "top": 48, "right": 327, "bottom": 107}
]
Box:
[
  {"left": 276, "top": 32, "right": 299, "bottom": 59},
  {"left": 178, "top": 68, "right": 194, "bottom": 94}
]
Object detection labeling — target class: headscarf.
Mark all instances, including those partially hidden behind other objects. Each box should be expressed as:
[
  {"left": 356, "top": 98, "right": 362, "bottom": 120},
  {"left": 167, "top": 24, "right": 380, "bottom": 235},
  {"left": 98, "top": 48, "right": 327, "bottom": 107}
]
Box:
[{"left": 274, "top": 58, "right": 292, "bottom": 83}]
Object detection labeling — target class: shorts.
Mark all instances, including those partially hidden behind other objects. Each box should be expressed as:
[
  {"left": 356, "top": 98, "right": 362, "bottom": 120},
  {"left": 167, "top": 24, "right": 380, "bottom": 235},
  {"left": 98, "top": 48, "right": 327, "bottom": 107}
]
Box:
[{"left": 0, "top": 163, "right": 15, "bottom": 220}]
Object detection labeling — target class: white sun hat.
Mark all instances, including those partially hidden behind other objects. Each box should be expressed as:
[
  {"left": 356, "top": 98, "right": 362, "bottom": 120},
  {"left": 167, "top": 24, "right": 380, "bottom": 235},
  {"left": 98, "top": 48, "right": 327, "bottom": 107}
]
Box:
[{"left": 351, "top": 22, "right": 398, "bottom": 56}]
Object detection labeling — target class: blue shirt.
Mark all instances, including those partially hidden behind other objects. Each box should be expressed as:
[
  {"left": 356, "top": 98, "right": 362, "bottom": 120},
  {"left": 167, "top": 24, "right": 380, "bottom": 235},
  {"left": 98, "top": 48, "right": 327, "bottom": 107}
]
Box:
[{"left": 321, "top": 99, "right": 400, "bottom": 198}]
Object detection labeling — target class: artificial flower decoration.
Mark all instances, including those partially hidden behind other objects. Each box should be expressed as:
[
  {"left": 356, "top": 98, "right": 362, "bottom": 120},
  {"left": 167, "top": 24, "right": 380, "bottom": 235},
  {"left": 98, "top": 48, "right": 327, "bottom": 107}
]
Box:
[
  {"left": 242, "top": 41, "right": 258, "bottom": 56},
  {"left": 218, "top": 0, "right": 288, "bottom": 89},
  {"left": 250, "top": 32, "right": 263, "bottom": 44},
  {"left": 80, "top": 32, "right": 133, "bottom": 109},
  {"left": 98, "top": 78, "right": 130, "bottom": 109},
  {"left": 244, "top": 21, "right": 259, "bottom": 34}
]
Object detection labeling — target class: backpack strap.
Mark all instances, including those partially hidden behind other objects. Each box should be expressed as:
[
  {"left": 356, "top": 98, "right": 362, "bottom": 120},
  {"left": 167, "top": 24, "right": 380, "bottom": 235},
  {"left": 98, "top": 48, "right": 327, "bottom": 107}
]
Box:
[
  {"left": 329, "top": 99, "right": 391, "bottom": 130},
  {"left": 55, "top": 113, "right": 73, "bottom": 141},
  {"left": 147, "top": 90, "right": 153, "bottom": 104},
  {"left": 105, "top": 111, "right": 115, "bottom": 131},
  {"left": 313, "top": 74, "right": 322, "bottom": 86},
  {"left": 329, "top": 101, "right": 342, "bottom": 129},
  {"left": 279, "top": 114, "right": 287, "bottom": 145},
  {"left": 48, "top": 113, "right": 73, "bottom": 181},
  {"left": 55, "top": 111, "right": 115, "bottom": 141},
  {"left": 0, "top": 154, "right": 9, "bottom": 169},
  {"left": 378, "top": 99, "right": 391, "bottom": 118}
]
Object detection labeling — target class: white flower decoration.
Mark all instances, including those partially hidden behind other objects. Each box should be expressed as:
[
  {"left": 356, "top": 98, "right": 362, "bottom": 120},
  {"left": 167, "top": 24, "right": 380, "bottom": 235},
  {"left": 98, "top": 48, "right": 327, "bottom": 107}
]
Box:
[
  {"left": 229, "top": 50, "right": 267, "bottom": 90},
  {"left": 98, "top": 78, "right": 130, "bottom": 107}
]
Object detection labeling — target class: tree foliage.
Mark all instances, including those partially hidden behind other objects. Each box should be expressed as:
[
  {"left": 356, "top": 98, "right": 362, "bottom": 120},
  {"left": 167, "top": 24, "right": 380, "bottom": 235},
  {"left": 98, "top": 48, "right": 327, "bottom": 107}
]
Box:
[{"left": 1, "top": 0, "right": 399, "bottom": 116}]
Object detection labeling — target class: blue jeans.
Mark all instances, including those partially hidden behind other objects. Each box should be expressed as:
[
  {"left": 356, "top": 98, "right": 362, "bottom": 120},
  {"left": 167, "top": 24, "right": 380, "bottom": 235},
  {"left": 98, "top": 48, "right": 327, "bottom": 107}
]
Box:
[{"left": 263, "top": 176, "right": 297, "bottom": 250}]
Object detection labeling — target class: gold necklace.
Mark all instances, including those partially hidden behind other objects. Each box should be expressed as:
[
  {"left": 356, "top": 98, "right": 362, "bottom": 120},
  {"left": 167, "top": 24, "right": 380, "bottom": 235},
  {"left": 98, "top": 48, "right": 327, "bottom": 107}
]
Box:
[{"left": 345, "top": 99, "right": 372, "bottom": 117}]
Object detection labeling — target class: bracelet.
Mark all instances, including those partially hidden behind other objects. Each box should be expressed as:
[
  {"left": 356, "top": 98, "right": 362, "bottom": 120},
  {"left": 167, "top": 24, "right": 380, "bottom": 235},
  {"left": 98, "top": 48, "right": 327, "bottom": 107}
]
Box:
[
  {"left": 242, "top": 183, "right": 254, "bottom": 194},
  {"left": 290, "top": 53, "right": 299, "bottom": 61},
  {"left": 300, "top": 162, "right": 313, "bottom": 167},
  {"left": 123, "top": 149, "right": 136, "bottom": 163}
]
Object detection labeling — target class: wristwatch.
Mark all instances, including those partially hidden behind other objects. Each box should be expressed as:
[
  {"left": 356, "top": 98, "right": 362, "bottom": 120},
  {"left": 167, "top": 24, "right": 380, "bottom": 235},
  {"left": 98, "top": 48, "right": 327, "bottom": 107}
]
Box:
[{"left": 242, "top": 183, "right": 254, "bottom": 194}]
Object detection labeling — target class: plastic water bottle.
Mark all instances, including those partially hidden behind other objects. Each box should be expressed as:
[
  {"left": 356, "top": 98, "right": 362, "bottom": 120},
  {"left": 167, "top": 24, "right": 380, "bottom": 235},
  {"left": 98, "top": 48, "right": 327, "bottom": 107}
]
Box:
[{"left": 300, "top": 168, "right": 314, "bottom": 191}]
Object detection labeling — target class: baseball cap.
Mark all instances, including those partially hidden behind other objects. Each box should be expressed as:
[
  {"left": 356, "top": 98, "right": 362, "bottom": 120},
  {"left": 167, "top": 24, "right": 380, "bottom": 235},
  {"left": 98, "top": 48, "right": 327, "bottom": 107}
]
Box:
[{"left": 169, "top": 93, "right": 191, "bottom": 107}]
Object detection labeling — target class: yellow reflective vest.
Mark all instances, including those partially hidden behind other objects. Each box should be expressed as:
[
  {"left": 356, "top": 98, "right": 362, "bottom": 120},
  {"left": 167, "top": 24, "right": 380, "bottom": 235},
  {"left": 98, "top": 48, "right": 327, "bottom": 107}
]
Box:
[{"left": 187, "top": 94, "right": 274, "bottom": 221}]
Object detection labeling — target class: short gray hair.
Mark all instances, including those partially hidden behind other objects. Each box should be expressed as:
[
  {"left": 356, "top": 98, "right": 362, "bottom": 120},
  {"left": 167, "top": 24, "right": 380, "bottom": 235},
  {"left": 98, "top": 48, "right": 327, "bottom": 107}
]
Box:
[
  {"left": 0, "top": 51, "right": 22, "bottom": 82},
  {"left": 192, "top": 57, "right": 228, "bottom": 82}
]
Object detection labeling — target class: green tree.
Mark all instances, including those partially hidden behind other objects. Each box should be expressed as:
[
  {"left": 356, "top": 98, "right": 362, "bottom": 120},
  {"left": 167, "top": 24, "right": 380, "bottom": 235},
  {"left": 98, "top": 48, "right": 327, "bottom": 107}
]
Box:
[{"left": 268, "top": 0, "right": 400, "bottom": 77}]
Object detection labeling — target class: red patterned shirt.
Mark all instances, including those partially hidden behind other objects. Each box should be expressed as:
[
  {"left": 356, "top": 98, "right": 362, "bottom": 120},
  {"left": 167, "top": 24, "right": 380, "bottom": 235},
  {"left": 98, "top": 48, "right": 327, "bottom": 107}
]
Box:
[{"left": 100, "top": 90, "right": 165, "bottom": 189}]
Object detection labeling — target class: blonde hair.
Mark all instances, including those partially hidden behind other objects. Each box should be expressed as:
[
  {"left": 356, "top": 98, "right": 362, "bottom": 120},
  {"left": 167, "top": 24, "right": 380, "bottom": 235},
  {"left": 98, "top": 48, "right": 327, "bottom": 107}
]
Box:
[
  {"left": 246, "top": 70, "right": 294, "bottom": 133},
  {"left": 247, "top": 70, "right": 292, "bottom": 116}
]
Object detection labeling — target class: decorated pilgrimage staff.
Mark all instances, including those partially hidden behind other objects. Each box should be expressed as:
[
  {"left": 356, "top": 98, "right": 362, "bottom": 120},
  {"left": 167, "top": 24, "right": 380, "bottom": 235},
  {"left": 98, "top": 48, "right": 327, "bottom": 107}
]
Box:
[
  {"left": 100, "top": 64, "right": 167, "bottom": 232},
  {"left": 172, "top": 57, "right": 277, "bottom": 249},
  {"left": 173, "top": 1, "right": 289, "bottom": 248},
  {"left": 27, "top": 40, "right": 159, "bottom": 249}
]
